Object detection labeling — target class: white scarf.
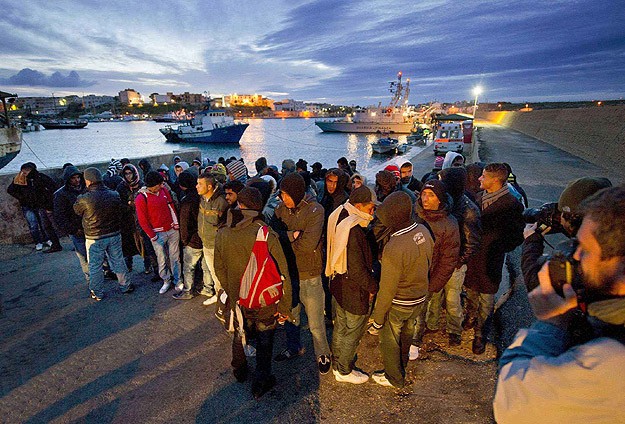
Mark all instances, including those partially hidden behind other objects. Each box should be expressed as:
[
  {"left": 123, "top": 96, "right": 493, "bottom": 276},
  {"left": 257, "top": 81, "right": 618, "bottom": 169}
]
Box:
[{"left": 325, "top": 201, "right": 373, "bottom": 277}]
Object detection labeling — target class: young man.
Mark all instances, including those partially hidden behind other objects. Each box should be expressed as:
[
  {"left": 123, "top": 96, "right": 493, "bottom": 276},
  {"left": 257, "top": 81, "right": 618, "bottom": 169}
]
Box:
[
  {"left": 465, "top": 163, "right": 524, "bottom": 354},
  {"left": 135, "top": 171, "right": 182, "bottom": 295},
  {"left": 223, "top": 180, "right": 245, "bottom": 212},
  {"left": 326, "top": 186, "right": 379, "bottom": 384},
  {"left": 214, "top": 187, "right": 292, "bottom": 399},
  {"left": 399, "top": 161, "right": 423, "bottom": 193},
  {"left": 370, "top": 191, "right": 434, "bottom": 387},
  {"left": 272, "top": 173, "right": 331, "bottom": 374},
  {"left": 494, "top": 186, "right": 625, "bottom": 422},
  {"left": 196, "top": 173, "right": 229, "bottom": 306},
  {"left": 73, "top": 167, "right": 135, "bottom": 300}
]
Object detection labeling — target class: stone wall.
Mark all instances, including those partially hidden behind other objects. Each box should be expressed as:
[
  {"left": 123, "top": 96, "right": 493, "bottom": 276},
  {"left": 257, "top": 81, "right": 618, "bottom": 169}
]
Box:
[
  {"left": 479, "top": 105, "right": 625, "bottom": 176},
  {"left": 0, "top": 148, "right": 200, "bottom": 244}
]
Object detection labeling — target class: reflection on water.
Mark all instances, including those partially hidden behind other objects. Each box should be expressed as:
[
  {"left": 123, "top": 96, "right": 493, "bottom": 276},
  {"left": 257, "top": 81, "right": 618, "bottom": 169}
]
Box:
[{"left": 5, "top": 118, "right": 423, "bottom": 180}]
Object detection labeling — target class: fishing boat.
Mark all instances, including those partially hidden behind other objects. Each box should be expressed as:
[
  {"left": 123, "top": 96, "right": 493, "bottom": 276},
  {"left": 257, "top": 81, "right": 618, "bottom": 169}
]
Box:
[
  {"left": 159, "top": 109, "right": 249, "bottom": 144},
  {"left": 315, "top": 72, "right": 415, "bottom": 134},
  {"left": 371, "top": 137, "right": 399, "bottom": 154},
  {"left": 0, "top": 91, "right": 22, "bottom": 170},
  {"left": 40, "top": 119, "right": 88, "bottom": 129}
]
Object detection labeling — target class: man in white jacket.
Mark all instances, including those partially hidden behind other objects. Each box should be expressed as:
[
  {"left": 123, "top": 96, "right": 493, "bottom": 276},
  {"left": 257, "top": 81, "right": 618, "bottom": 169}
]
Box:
[{"left": 494, "top": 186, "right": 625, "bottom": 423}]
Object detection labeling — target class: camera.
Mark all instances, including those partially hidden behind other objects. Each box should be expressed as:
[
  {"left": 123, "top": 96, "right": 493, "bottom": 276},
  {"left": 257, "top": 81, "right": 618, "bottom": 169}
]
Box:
[
  {"left": 523, "top": 202, "right": 564, "bottom": 235},
  {"left": 547, "top": 239, "right": 582, "bottom": 297}
]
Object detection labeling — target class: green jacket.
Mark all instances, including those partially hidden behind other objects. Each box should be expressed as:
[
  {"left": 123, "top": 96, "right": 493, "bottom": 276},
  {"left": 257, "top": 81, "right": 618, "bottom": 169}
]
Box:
[
  {"left": 214, "top": 209, "right": 292, "bottom": 317},
  {"left": 198, "top": 186, "right": 228, "bottom": 249}
]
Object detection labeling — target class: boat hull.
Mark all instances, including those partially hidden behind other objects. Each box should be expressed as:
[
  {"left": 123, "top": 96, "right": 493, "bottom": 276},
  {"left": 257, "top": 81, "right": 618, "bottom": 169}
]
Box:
[
  {"left": 41, "top": 122, "right": 88, "bottom": 130},
  {"left": 315, "top": 120, "right": 413, "bottom": 134},
  {"left": 160, "top": 123, "right": 249, "bottom": 144},
  {"left": 0, "top": 127, "right": 22, "bottom": 170}
]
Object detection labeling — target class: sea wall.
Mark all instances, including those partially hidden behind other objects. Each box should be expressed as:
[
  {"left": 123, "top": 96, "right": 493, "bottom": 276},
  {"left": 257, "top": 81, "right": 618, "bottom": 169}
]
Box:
[
  {"left": 0, "top": 148, "right": 201, "bottom": 244},
  {"left": 478, "top": 105, "right": 625, "bottom": 175}
]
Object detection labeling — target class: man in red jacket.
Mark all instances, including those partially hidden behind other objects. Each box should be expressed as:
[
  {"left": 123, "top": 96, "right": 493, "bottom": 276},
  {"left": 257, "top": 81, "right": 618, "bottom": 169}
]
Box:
[{"left": 136, "top": 171, "right": 182, "bottom": 295}]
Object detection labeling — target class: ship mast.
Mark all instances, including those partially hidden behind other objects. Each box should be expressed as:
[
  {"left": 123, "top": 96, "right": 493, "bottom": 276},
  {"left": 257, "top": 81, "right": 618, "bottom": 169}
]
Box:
[{"left": 387, "top": 72, "right": 409, "bottom": 110}]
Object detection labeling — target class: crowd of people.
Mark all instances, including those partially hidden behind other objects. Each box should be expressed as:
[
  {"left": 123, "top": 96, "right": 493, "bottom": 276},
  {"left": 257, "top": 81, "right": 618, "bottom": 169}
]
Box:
[{"left": 7, "top": 150, "right": 625, "bottom": 416}]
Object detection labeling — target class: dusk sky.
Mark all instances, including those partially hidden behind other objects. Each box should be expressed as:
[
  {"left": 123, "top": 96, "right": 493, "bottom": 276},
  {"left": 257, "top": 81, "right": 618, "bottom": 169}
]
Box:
[{"left": 1, "top": 0, "right": 623, "bottom": 105}]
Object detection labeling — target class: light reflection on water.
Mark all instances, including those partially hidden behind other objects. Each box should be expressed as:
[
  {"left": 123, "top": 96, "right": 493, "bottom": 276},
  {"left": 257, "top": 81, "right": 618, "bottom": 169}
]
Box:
[{"left": 5, "top": 118, "right": 423, "bottom": 180}]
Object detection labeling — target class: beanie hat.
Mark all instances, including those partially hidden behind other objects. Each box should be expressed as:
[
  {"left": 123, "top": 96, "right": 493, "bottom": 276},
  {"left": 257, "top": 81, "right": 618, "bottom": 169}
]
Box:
[
  {"left": 237, "top": 187, "right": 264, "bottom": 211},
  {"left": 280, "top": 172, "right": 306, "bottom": 206},
  {"left": 145, "top": 170, "right": 164, "bottom": 187},
  {"left": 260, "top": 175, "right": 277, "bottom": 193},
  {"left": 558, "top": 177, "right": 612, "bottom": 213},
  {"left": 376, "top": 170, "right": 397, "bottom": 192},
  {"left": 212, "top": 163, "right": 227, "bottom": 177},
  {"left": 434, "top": 156, "right": 445, "bottom": 170},
  {"left": 296, "top": 158, "right": 308, "bottom": 172},
  {"left": 177, "top": 170, "right": 197, "bottom": 190},
  {"left": 376, "top": 191, "right": 413, "bottom": 230},
  {"left": 83, "top": 167, "right": 103, "bottom": 183},
  {"left": 282, "top": 159, "right": 296, "bottom": 174},
  {"left": 422, "top": 179, "right": 448, "bottom": 203},
  {"left": 349, "top": 185, "right": 380, "bottom": 205},
  {"left": 384, "top": 164, "right": 400, "bottom": 181},
  {"left": 226, "top": 160, "right": 247, "bottom": 181}
]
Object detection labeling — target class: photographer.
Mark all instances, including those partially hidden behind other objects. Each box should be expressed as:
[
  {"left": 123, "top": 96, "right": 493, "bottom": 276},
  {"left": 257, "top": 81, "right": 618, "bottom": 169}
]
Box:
[
  {"left": 521, "top": 177, "right": 612, "bottom": 291},
  {"left": 494, "top": 186, "right": 625, "bottom": 423}
]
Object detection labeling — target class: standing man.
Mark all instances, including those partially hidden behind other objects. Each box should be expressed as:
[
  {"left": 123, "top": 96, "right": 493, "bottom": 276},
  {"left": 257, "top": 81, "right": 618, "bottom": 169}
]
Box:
[
  {"left": 223, "top": 180, "right": 245, "bottom": 213},
  {"left": 465, "top": 163, "right": 524, "bottom": 354},
  {"left": 73, "top": 167, "right": 134, "bottom": 300},
  {"left": 272, "top": 173, "right": 331, "bottom": 374},
  {"left": 399, "top": 161, "right": 423, "bottom": 193},
  {"left": 214, "top": 187, "right": 292, "bottom": 399},
  {"left": 135, "top": 171, "right": 182, "bottom": 295},
  {"left": 53, "top": 166, "right": 89, "bottom": 285},
  {"left": 326, "top": 186, "right": 379, "bottom": 384},
  {"left": 196, "top": 173, "right": 228, "bottom": 306},
  {"left": 494, "top": 186, "right": 625, "bottom": 422},
  {"left": 370, "top": 191, "right": 434, "bottom": 387}
]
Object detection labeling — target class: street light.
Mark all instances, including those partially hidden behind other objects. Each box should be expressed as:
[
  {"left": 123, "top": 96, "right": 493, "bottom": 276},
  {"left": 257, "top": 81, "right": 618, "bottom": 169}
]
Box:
[{"left": 472, "top": 86, "right": 482, "bottom": 119}]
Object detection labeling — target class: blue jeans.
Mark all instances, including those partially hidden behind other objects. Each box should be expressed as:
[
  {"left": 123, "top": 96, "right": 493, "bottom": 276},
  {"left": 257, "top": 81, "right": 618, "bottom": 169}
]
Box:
[
  {"left": 182, "top": 246, "right": 210, "bottom": 292},
  {"left": 426, "top": 264, "right": 467, "bottom": 335},
  {"left": 22, "top": 207, "right": 60, "bottom": 246},
  {"left": 331, "top": 298, "right": 368, "bottom": 375},
  {"left": 151, "top": 229, "right": 181, "bottom": 285},
  {"left": 86, "top": 235, "right": 131, "bottom": 297},
  {"left": 70, "top": 234, "right": 90, "bottom": 284},
  {"left": 202, "top": 247, "right": 220, "bottom": 293}
]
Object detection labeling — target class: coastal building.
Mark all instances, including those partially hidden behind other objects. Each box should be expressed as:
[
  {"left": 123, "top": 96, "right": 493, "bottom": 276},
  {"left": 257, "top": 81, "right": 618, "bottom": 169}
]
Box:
[
  {"left": 150, "top": 92, "right": 174, "bottom": 105},
  {"left": 273, "top": 99, "right": 306, "bottom": 112},
  {"left": 15, "top": 96, "right": 68, "bottom": 116},
  {"left": 176, "top": 92, "right": 204, "bottom": 105},
  {"left": 119, "top": 89, "right": 143, "bottom": 105},
  {"left": 82, "top": 95, "right": 115, "bottom": 108},
  {"left": 225, "top": 94, "right": 272, "bottom": 108}
]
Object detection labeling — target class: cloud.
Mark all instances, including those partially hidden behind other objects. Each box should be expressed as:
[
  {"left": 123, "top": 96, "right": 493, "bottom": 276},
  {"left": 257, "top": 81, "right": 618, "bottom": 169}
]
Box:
[{"left": 0, "top": 68, "right": 96, "bottom": 88}]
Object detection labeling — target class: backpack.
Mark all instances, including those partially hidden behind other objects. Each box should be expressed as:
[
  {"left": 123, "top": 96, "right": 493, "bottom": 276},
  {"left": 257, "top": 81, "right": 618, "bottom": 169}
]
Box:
[{"left": 238, "top": 225, "right": 284, "bottom": 309}]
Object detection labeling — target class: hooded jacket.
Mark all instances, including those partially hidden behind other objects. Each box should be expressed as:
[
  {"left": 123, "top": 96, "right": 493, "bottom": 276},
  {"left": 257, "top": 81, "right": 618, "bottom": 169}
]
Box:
[
  {"left": 415, "top": 196, "right": 461, "bottom": 292},
  {"left": 442, "top": 152, "right": 464, "bottom": 169},
  {"left": 198, "top": 185, "right": 228, "bottom": 249},
  {"left": 179, "top": 187, "right": 202, "bottom": 249},
  {"left": 53, "top": 166, "right": 86, "bottom": 236},
  {"left": 8, "top": 166, "right": 57, "bottom": 210},
  {"left": 135, "top": 186, "right": 179, "bottom": 239},
  {"left": 318, "top": 168, "right": 349, "bottom": 222}
]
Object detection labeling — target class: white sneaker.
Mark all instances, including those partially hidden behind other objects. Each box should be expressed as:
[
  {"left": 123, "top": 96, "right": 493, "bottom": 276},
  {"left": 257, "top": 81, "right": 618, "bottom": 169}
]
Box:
[
  {"left": 202, "top": 295, "right": 217, "bottom": 306},
  {"left": 334, "top": 369, "right": 369, "bottom": 384},
  {"left": 35, "top": 243, "right": 43, "bottom": 251},
  {"left": 174, "top": 282, "right": 184, "bottom": 293},
  {"left": 46, "top": 240, "right": 53, "bottom": 247},
  {"left": 372, "top": 371, "right": 394, "bottom": 387},
  {"left": 159, "top": 282, "right": 171, "bottom": 294},
  {"left": 409, "top": 345, "right": 420, "bottom": 361}
]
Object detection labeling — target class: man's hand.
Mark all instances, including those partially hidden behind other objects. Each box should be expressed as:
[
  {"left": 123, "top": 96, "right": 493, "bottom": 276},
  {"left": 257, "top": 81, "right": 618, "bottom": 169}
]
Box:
[
  {"left": 275, "top": 312, "right": 289, "bottom": 324},
  {"left": 528, "top": 262, "right": 578, "bottom": 326},
  {"left": 523, "top": 223, "right": 538, "bottom": 239}
]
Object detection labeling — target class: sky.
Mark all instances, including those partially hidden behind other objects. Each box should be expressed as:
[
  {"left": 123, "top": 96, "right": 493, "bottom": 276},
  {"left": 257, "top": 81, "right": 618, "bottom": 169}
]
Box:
[{"left": 1, "top": 0, "right": 624, "bottom": 105}]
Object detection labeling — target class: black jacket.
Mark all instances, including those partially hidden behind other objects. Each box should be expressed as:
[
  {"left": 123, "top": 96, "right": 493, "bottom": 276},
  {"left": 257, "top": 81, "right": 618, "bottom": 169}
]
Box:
[
  {"left": 8, "top": 169, "right": 58, "bottom": 210},
  {"left": 53, "top": 166, "right": 86, "bottom": 236},
  {"left": 179, "top": 189, "right": 202, "bottom": 249},
  {"left": 73, "top": 182, "right": 123, "bottom": 239},
  {"left": 450, "top": 194, "right": 481, "bottom": 266},
  {"left": 521, "top": 232, "right": 544, "bottom": 292}
]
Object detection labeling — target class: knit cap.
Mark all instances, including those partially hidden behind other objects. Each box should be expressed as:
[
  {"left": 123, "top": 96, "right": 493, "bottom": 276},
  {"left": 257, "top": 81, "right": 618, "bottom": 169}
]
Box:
[
  {"left": 282, "top": 159, "right": 296, "bottom": 174},
  {"left": 212, "top": 163, "right": 227, "bottom": 177},
  {"left": 558, "top": 177, "right": 612, "bottom": 213},
  {"left": 237, "top": 187, "right": 264, "bottom": 211},
  {"left": 376, "top": 191, "right": 413, "bottom": 230},
  {"left": 384, "top": 164, "right": 400, "bottom": 180},
  {"left": 349, "top": 185, "right": 380, "bottom": 205},
  {"left": 177, "top": 170, "right": 197, "bottom": 190},
  {"left": 83, "top": 167, "right": 103, "bottom": 183},
  {"left": 280, "top": 172, "right": 306, "bottom": 206},
  {"left": 145, "top": 170, "right": 164, "bottom": 187},
  {"left": 226, "top": 160, "right": 247, "bottom": 181},
  {"left": 434, "top": 156, "right": 445, "bottom": 170},
  {"left": 422, "top": 179, "right": 448, "bottom": 203}
]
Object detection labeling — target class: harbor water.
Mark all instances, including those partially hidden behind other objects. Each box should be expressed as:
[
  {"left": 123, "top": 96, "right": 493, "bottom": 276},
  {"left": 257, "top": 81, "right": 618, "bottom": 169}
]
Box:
[{"left": 4, "top": 118, "right": 426, "bottom": 181}]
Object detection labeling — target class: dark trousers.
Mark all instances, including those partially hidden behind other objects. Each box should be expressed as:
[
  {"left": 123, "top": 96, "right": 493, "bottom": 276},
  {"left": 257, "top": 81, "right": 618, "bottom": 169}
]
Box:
[{"left": 232, "top": 306, "right": 277, "bottom": 384}]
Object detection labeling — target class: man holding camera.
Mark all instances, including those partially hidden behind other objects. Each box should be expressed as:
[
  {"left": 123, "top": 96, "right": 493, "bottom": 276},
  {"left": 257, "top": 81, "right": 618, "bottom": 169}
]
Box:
[
  {"left": 494, "top": 185, "right": 625, "bottom": 422},
  {"left": 521, "top": 177, "right": 612, "bottom": 291}
]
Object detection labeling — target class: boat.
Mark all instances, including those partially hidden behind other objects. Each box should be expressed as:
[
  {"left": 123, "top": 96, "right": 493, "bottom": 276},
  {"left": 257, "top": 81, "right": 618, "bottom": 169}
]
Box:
[
  {"left": 159, "top": 109, "right": 249, "bottom": 144},
  {"left": 315, "top": 72, "right": 415, "bottom": 134},
  {"left": 0, "top": 91, "right": 22, "bottom": 170},
  {"left": 406, "top": 124, "right": 431, "bottom": 145},
  {"left": 40, "top": 119, "right": 88, "bottom": 129},
  {"left": 153, "top": 111, "right": 190, "bottom": 123},
  {"left": 20, "top": 120, "right": 42, "bottom": 132},
  {"left": 371, "top": 137, "right": 399, "bottom": 154}
]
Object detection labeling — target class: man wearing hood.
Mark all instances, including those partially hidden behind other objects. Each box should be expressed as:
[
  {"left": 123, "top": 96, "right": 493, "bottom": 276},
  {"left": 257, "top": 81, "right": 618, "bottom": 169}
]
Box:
[
  {"left": 370, "top": 192, "right": 434, "bottom": 387},
  {"left": 53, "top": 166, "right": 88, "bottom": 282},
  {"left": 442, "top": 152, "right": 465, "bottom": 170},
  {"left": 326, "top": 186, "right": 379, "bottom": 384},
  {"left": 168, "top": 155, "right": 181, "bottom": 184},
  {"left": 214, "top": 187, "right": 292, "bottom": 399},
  {"left": 375, "top": 170, "right": 398, "bottom": 203},
  {"left": 103, "top": 159, "right": 123, "bottom": 191},
  {"left": 8, "top": 162, "right": 62, "bottom": 252},
  {"left": 271, "top": 173, "right": 331, "bottom": 374},
  {"left": 412, "top": 180, "right": 461, "bottom": 352}
]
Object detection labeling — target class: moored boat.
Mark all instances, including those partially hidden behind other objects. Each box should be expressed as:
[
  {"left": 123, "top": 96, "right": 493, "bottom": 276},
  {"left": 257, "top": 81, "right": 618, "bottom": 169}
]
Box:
[
  {"left": 0, "top": 91, "right": 22, "bottom": 170},
  {"left": 371, "top": 137, "right": 399, "bottom": 154},
  {"left": 41, "top": 119, "right": 88, "bottom": 129},
  {"left": 159, "top": 109, "right": 248, "bottom": 144}
]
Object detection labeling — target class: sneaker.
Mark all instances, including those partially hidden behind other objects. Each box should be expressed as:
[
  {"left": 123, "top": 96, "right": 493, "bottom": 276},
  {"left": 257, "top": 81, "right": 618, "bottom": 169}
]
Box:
[
  {"left": 334, "top": 369, "right": 369, "bottom": 384},
  {"left": 318, "top": 355, "right": 331, "bottom": 375},
  {"left": 409, "top": 345, "right": 420, "bottom": 361},
  {"left": 159, "top": 281, "right": 171, "bottom": 294},
  {"left": 44, "top": 245, "right": 62, "bottom": 253},
  {"left": 372, "top": 371, "right": 394, "bottom": 387},
  {"left": 46, "top": 240, "right": 53, "bottom": 247},
  {"left": 174, "top": 282, "right": 184, "bottom": 293},
  {"left": 104, "top": 270, "right": 117, "bottom": 280},
  {"left": 203, "top": 295, "right": 217, "bottom": 306},
  {"left": 173, "top": 291, "right": 194, "bottom": 300},
  {"left": 121, "top": 284, "right": 135, "bottom": 294},
  {"left": 200, "top": 288, "right": 216, "bottom": 297},
  {"left": 274, "top": 347, "right": 305, "bottom": 362},
  {"left": 449, "top": 333, "right": 462, "bottom": 346},
  {"left": 90, "top": 290, "right": 103, "bottom": 301},
  {"left": 35, "top": 243, "right": 44, "bottom": 251}
]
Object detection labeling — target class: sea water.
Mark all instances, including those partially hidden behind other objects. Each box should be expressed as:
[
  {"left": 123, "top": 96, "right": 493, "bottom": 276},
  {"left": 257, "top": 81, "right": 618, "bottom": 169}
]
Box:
[{"left": 4, "top": 118, "right": 425, "bottom": 181}]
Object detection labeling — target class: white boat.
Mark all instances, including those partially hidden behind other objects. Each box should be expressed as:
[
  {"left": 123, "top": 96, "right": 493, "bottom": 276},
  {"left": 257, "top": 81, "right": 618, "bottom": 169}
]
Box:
[
  {"left": 315, "top": 72, "right": 414, "bottom": 134},
  {"left": 0, "top": 91, "right": 22, "bottom": 170},
  {"left": 159, "top": 109, "right": 249, "bottom": 144},
  {"left": 371, "top": 137, "right": 399, "bottom": 154}
]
